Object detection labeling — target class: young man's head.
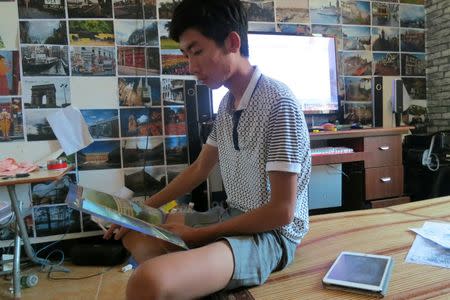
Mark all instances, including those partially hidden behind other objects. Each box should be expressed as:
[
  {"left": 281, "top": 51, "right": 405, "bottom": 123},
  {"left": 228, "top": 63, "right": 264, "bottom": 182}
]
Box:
[
  {"left": 169, "top": 0, "right": 250, "bottom": 89},
  {"left": 169, "top": 0, "right": 249, "bottom": 58}
]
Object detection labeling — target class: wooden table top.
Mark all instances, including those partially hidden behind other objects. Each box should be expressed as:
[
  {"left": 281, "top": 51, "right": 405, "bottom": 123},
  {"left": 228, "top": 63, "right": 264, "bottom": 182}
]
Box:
[
  {"left": 0, "top": 166, "right": 73, "bottom": 187},
  {"left": 246, "top": 197, "right": 450, "bottom": 300}
]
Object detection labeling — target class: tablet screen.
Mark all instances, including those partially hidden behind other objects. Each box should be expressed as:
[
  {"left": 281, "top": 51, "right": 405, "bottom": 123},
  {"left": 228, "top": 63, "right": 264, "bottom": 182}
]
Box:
[{"left": 326, "top": 253, "right": 389, "bottom": 287}]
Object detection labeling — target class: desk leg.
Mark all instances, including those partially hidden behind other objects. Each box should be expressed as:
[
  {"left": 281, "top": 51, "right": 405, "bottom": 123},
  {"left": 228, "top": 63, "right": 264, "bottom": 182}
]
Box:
[
  {"left": 6, "top": 185, "right": 47, "bottom": 266},
  {"left": 13, "top": 224, "right": 21, "bottom": 299}
]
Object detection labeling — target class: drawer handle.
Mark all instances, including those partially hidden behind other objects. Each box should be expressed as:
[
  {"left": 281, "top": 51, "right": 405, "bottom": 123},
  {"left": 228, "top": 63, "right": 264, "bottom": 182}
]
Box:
[
  {"left": 379, "top": 146, "right": 390, "bottom": 151},
  {"left": 380, "top": 177, "right": 392, "bottom": 183}
]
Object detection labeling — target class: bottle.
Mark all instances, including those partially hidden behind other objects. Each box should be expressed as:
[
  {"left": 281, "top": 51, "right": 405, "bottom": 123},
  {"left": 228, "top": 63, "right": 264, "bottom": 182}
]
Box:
[{"left": 20, "top": 274, "right": 38, "bottom": 289}]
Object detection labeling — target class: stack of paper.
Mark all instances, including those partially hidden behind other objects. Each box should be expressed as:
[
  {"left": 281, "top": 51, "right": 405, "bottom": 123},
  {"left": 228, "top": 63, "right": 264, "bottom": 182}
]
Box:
[{"left": 406, "top": 221, "right": 450, "bottom": 268}]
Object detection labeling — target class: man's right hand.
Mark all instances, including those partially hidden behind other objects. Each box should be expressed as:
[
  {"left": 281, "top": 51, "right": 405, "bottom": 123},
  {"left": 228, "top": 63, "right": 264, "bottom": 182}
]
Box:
[{"left": 103, "top": 224, "right": 130, "bottom": 240}]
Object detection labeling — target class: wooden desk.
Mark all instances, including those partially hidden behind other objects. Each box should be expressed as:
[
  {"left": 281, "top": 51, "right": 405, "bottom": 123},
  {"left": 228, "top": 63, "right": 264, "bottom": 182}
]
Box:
[
  {"left": 243, "top": 197, "right": 450, "bottom": 299},
  {"left": 0, "top": 166, "right": 72, "bottom": 299},
  {"left": 310, "top": 127, "right": 412, "bottom": 209}
]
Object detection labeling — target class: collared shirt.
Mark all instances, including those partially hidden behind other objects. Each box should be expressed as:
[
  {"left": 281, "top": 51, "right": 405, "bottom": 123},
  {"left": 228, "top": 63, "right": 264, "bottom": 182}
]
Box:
[{"left": 206, "top": 67, "right": 311, "bottom": 243}]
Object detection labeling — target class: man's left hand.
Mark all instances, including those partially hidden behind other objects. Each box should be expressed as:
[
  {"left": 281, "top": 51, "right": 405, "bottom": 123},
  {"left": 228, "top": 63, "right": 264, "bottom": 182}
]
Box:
[{"left": 160, "top": 223, "right": 207, "bottom": 247}]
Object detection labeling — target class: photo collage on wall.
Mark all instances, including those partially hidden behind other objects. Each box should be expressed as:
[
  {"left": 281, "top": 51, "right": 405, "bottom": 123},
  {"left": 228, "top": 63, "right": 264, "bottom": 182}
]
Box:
[
  {"left": 241, "top": 0, "right": 426, "bottom": 126},
  {"left": 0, "top": 0, "right": 427, "bottom": 242},
  {"left": 0, "top": 0, "right": 192, "bottom": 241}
]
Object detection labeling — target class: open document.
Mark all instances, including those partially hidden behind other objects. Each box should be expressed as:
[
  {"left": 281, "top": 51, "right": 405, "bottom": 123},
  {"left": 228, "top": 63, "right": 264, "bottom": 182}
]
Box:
[
  {"left": 405, "top": 221, "right": 450, "bottom": 268},
  {"left": 66, "top": 183, "right": 188, "bottom": 249}
]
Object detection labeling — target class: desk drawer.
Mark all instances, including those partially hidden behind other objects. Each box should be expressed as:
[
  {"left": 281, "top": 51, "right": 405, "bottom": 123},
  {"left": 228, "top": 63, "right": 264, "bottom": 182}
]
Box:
[
  {"left": 364, "top": 136, "right": 402, "bottom": 168},
  {"left": 365, "top": 166, "right": 403, "bottom": 200}
]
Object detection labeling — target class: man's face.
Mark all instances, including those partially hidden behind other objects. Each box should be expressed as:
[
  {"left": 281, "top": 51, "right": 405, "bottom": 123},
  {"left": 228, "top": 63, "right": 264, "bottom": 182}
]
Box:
[{"left": 179, "top": 29, "right": 233, "bottom": 89}]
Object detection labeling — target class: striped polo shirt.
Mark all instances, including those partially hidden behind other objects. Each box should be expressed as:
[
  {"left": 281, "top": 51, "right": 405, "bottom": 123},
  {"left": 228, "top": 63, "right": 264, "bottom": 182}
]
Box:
[{"left": 206, "top": 67, "right": 311, "bottom": 243}]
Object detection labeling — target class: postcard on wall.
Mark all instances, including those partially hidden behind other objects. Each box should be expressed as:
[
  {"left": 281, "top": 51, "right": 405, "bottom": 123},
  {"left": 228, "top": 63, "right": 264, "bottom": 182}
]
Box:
[
  {"left": 18, "top": 0, "right": 66, "bottom": 19},
  {"left": 165, "top": 136, "right": 188, "bottom": 165},
  {"left": 21, "top": 45, "right": 69, "bottom": 76},
  {"left": 344, "top": 77, "right": 371, "bottom": 102},
  {"left": 80, "top": 109, "right": 120, "bottom": 139},
  {"left": 161, "top": 49, "right": 189, "bottom": 75},
  {"left": 0, "top": 96, "right": 24, "bottom": 142},
  {"left": 372, "top": 3, "right": 399, "bottom": 27},
  {"left": 158, "top": 0, "right": 179, "bottom": 20},
  {"left": 0, "top": 50, "right": 20, "bottom": 96},
  {"left": 120, "top": 107, "right": 162, "bottom": 137},
  {"left": 68, "top": 0, "right": 112, "bottom": 18},
  {"left": 70, "top": 46, "right": 116, "bottom": 76},
  {"left": 114, "top": 0, "right": 144, "bottom": 19},
  {"left": 19, "top": 20, "right": 68, "bottom": 45},
  {"left": 0, "top": 3, "right": 19, "bottom": 50},
  {"left": 341, "top": 0, "right": 370, "bottom": 25},
  {"left": 374, "top": 53, "right": 400, "bottom": 76},
  {"left": 276, "top": 0, "right": 309, "bottom": 24},
  {"left": 372, "top": 27, "right": 399, "bottom": 52},
  {"left": 22, "top": 77, "right": 71, "bottom": 109},
  {"left": 399, "top": 4, "right": 425, "bottom": 29},
  {"left": 242, "top": 0, "right": 274, "bottom": 22},
  {"left": 400, "top": 28, "right": 425, "bottom": 53},
  {"left": 118, "top": 77, "right": 161, "bottom": 107},
  {"left": 310, "top": 0, "right": 341, "bottom": 25},
  {"left": 124, "top": 166, "right": 166, "bottom": 197},
  {"left": 121, "top": 136, "right": 164, "bottom": 168},
  {"left": 69, "top": 20, "right": 115, "bottom": 47},
  {"left": 164, "top": 106, "right": 186, "bottom": 136},
  {"left": 76, "top": 140, "right": 121, "bottom": 170},
  {"left": 25, "top": 108, "right": 57, "bottom": 141}
]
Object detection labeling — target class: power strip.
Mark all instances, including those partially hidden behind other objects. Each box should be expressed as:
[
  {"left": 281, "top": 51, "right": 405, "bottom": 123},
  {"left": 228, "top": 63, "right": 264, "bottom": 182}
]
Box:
[{"left": 2, "top": 254, "right": 13, "bottom": 272}]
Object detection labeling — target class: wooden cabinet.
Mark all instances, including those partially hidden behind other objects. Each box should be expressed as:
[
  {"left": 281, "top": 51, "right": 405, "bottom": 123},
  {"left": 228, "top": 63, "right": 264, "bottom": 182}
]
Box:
[
  {"left": 310, "top": 127, "right": 412, "bottom": 209},
  {"left": 365, "top": 165, "right": 403, "bottom": 200},
  {"left": 364, "top": 136, "right": 402, "bottom": 168}
]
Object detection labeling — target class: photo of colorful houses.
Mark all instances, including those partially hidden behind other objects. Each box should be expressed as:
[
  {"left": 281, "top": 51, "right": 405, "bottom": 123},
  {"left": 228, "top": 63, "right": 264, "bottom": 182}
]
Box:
[{"left": 70, "top": 46, "right": 116, "bottom": 76}]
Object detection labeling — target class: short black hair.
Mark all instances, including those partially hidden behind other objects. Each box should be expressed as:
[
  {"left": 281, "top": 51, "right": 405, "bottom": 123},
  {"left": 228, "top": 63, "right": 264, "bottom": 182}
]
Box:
[{"left": 169, "top": 0, "right": 249, "bottom": 57}]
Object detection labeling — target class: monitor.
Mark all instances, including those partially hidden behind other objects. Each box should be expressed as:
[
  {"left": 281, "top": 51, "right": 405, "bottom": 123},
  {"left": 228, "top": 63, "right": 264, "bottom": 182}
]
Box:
[{"left": 210, "top": 32, "right": 339, "bottom": 115}]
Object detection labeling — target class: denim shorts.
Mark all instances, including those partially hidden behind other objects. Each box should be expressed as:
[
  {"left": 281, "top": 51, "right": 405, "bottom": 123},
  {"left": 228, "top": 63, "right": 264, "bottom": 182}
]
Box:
[{"left": 185, "top": 206, "right": 298, "bottom": 290}]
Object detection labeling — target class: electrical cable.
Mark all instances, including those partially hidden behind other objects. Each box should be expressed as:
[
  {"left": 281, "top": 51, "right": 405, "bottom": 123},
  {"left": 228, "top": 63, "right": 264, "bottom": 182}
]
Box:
[
  {"left": 32, "top": 215, "right": 72, "bottom": 273},
  {"left": 141, "top": 5, "right": 151, "bottom": 203},
  {"left": 427, "top": 153, "right": 440, "bottom": 172},
  {"left": 47, "top": 266, "right": 114, "bottom": 281},
  {"left": 326, "top": 164, "right": 349, "bottom": 180}
]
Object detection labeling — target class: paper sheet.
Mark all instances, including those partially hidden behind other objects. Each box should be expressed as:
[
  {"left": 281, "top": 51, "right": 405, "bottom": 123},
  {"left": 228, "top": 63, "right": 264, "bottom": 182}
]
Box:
[
  {"left": 47, "top": 106, "right": 93, "bottom": 155},
  {"left": 406, "top": 221, "right": 450, "bottom": 268},
  {"left": 410, "top": 221, "right": 450, "bottom": 249}
]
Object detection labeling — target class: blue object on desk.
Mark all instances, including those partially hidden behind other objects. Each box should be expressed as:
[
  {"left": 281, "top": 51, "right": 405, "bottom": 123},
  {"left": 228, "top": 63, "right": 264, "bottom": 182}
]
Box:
[{"left": 351, "top": 122, "right": 363, "bottom": 129}]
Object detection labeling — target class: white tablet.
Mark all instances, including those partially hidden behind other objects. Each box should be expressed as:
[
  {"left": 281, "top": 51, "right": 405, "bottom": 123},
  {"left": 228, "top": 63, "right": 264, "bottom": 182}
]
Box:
[{"left": 322, "top": 251, "right": 393, "bottom": 294}]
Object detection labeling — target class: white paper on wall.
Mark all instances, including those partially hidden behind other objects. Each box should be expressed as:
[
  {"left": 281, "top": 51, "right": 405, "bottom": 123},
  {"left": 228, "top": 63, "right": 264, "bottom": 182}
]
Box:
[{"left": 47, "top": 105, "right": 94, "bottom": 155}]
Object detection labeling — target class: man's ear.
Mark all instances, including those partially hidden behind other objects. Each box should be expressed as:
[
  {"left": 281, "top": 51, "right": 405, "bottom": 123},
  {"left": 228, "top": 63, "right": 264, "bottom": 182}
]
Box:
[{"left": 225, "top": 32, "right": 241, "bottom": 54}]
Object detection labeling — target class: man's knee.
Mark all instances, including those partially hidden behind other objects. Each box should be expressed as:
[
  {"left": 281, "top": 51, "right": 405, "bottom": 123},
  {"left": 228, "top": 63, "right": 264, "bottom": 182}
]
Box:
[
  {"left": 126, "top": 261, "right": 172, "bottom": 300},
  {"left": 121, "top": 230, "right": 140, "bottom": 252}
]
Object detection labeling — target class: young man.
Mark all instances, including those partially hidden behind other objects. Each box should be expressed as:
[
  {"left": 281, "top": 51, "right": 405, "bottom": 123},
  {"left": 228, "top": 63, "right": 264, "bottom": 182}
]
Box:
[{"left": 104, "top": 0, "right": 311, "bottom": 298}]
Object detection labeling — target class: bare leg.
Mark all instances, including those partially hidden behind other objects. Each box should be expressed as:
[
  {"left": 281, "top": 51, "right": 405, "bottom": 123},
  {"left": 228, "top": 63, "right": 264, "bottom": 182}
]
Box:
[
  {"left": 122, "top": 213, "right": 185, "bottom": 263},
  {"left": 126, "top": 240, "right": 234, "bottom": 300}
]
